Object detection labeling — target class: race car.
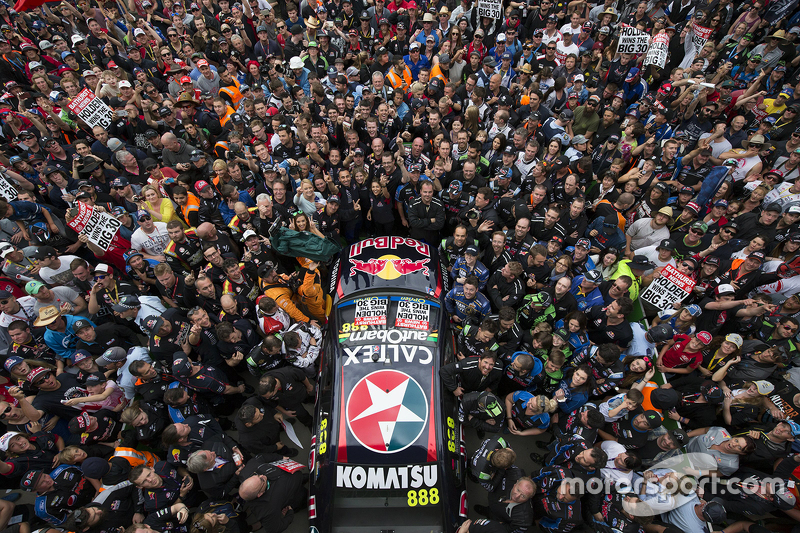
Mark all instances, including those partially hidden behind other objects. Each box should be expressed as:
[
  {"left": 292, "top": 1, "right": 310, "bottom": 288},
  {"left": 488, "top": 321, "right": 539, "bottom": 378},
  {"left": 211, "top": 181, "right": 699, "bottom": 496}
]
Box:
[{"left": 308, "top": 236, "right": 468, "bottom": 533}]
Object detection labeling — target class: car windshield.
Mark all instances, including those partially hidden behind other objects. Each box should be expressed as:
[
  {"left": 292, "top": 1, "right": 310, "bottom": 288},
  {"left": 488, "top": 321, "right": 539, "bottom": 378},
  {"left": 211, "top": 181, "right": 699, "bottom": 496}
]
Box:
[{"left": 336, "top": 296, "right": 442, "bottom": 359}]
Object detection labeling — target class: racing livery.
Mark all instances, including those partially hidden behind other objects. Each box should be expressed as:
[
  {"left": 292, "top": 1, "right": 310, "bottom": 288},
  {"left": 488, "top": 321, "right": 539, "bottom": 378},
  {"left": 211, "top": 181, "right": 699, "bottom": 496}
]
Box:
[{"left": 309, "top": 237, "right": 468, "bottom": 532}]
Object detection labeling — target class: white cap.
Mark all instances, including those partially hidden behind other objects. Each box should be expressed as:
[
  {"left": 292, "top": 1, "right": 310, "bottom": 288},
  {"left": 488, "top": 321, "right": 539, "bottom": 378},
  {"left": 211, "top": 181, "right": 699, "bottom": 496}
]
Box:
[
  {"left": 0, "top": 432, "right": 21, "bottom": 452},
  {"left": 573, "top": 73, "right": 584, "bottom": 82},
  {"left": 496, "top": 32, "right": 506, "bottom": 41},
  {"left": 28, "top": 61, "right": 42, "bottom": 69},
  {"left": 0, "top": 245, "right": 15, "bottom": 259},
  {"left": 118, "top": 80, "right": 132, "bottom": 88},
  {"left": 93, "top": 263, "right": 111, "bottom": 274},
  {"left": 71, "top": 34, "right": 86, "bottom": 44},
  {"left": 289, "top": 56, "right": 304, "bottom": 69},
  {"left": 83, "top": 69, "right": 97, "bottom": 77},
  {"left": 134, "top": 28, "right": 146, "bottom": 36},
  {"left": 242, "top": 229, "right": 258, "bottom": 240}
]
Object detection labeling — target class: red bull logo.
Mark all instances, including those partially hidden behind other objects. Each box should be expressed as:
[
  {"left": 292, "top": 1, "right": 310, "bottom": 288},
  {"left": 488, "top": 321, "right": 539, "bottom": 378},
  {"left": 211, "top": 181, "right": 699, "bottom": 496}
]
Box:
[{"left": 350, "top": 255, "right": 430, "bottom": 280}]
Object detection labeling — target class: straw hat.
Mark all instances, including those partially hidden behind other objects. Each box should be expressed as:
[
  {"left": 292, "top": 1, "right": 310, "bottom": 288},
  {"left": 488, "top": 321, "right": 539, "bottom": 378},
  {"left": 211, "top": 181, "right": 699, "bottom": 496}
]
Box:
[{"left": 34, "top": 305, "right": 61, "bottom": 327}]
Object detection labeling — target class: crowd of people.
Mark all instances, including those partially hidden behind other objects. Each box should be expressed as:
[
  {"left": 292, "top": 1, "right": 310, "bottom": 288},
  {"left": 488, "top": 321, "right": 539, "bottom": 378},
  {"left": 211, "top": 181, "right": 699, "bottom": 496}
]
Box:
[{"left": 0, "top": 0, "right": 799, "bottom": 531}]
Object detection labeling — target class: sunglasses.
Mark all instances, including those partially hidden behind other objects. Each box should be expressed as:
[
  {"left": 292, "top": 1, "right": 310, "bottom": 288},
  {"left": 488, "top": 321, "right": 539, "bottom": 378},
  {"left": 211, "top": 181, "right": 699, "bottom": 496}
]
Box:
[
  {"left": 93, "top": 274, "right": 107, "bottom": 281},
  {"left": 0, "top": 406, "right": 11, "bottom": 419},
  {"left": 681, "top": 262, "right": 695, "bottom": 271},
  {"left": 690, "top": 228, "right": 705, "bottom": 235},
  {"left": 277, "top": 25, "right": 285, "bottom": 29},
  {"left": 33, "top": 373, "right": 51, "bottom": 386},
  {"left": 547, "top": 46, "right": 556, "bottom": 50},
  {"left": 607, "top": 140, "right": 618, "bottom": 145},
  {"left": 0, "top": 300, "right": 9, "bottom": 306},
  {"left": 138, "top": 215, "right": 152, "bottom": 222}
]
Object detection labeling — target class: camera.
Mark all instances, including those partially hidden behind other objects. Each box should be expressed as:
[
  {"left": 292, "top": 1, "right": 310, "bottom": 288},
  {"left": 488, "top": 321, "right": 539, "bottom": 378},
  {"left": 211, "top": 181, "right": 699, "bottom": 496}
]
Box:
[
  {"left": 466, "top": 208, "right": 480, "bottom": 220},
  {"left": 132, "top": 195, "right": 142, "bottom": 202},
  {"left": 275, "top": 64, "right": 285, "bottom": 74}
]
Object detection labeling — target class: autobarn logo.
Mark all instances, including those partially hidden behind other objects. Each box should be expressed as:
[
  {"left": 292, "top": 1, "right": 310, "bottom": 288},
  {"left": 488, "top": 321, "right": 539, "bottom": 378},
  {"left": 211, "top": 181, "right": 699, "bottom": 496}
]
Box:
[
  {"left": 346, "top": 369, "right": 428, "bottom": 453},
  {"left": 347, "top": 329, "right": 431, "bottom": 343},
  {"left": 336, "top": 464, "right": 438, "bottom": 489}
]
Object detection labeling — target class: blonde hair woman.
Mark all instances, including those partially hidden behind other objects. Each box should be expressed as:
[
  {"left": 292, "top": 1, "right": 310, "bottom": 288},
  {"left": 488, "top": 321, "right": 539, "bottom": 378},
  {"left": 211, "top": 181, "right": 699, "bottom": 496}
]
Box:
[
  {"left": 293, "top": 178, "right": 326, "bottom": 216},
  {"left": 505, "top": 387, "right": 559, "bottom": 436},
  {"left": 138, "top": 184, "right": 179, "bottom": 224},
  {"left": 464, "top": 105, "right": 480, "bottom": 138}
]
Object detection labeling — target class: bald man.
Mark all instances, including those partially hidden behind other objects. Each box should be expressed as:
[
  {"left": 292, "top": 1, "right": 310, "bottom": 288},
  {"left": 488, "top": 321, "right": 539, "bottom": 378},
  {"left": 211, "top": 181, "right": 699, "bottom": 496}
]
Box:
[
  {"left": 238, "top": 454, "right": 306, "bottom": 533},
  {"left": 196, "top": 221, "right": 239, "bottom": 257},
  {"left": 160, "top": 132, "right": 197, "bottom": 172}
]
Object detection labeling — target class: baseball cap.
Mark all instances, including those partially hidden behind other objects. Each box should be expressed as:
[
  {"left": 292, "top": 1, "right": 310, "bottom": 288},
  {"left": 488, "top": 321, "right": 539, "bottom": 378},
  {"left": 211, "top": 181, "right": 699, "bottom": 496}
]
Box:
[
  {"left": 696, "top": 331, "right": 713, "bottom": 345},
  {"left": 110, "top": 295, "right": 140, "bottom": 314},
  {"left": 171, "top": 353, "right": 193, "bottom": 378},
  {"left": 642, "top": 410, "right": 663, "bottom": 429},
  {"left": 68, "top": 412, "right": 92, "bottom": 434},
  {"left": 647, "top": 323, "right": 674, "bottom": 343},
  {"left": 20, "top": 470, "right": 44, "bottom": 491},
  {"left": 465, "top": 245, "right": 479, "bottom": 256},
  {"left": 3, "top": 356, "right": 23, "bottom": 372},
  {"left": 575, "top": 238, "right": 591, "bottom": 250},
  {"left": 657, "top": 238, "right": 676, "bottom": 251},
  {"left": 702, "top": 499, "right": 727, "bottom": 524},
  {"left": 96, "top": 346, "right": 128, "bottom": 367},
  {"left": 0, "top": 432, "right": 21, "bottom": 452},
  {"left": 668, "top": 428, "right": 689, "bottom": 447},
  {"left": 72, "top": 319, "right": 92, "bottom": 333},
  {"left": 584, "top": 270, "right": 603, "bottom": 283},
  {"left": 142, "top": 316, "right": 165, "bottom": 336},
  {"left": 753, "top": 380, "right": 775, "bottom": 395}
]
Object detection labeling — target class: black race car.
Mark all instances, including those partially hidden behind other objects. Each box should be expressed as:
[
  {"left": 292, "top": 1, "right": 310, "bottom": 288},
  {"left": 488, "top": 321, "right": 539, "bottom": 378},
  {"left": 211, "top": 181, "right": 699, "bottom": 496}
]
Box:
[{"left": 308, "top": 237, "right": 468, "bottom": 533}]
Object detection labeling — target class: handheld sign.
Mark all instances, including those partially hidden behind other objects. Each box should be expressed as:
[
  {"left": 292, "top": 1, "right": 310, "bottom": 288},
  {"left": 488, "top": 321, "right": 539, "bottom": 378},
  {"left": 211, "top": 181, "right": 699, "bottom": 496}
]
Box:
[
  {"left": 616, "top": 25, "right": 650, "bottom": 55},
  {"left": 67, "top": 88, "right": 114, "bottom": 130},
  {"left": 477, "top": 0, "right": 502, "bottom": 19},
  {"left": 640, "top": 263, "right": 696, "bottom": 311}
]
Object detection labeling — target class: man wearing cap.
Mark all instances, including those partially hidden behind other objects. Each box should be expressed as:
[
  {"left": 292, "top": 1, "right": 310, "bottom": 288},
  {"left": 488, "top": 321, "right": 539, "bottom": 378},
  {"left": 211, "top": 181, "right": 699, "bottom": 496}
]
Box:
[
  {"left": 696, "top": 283, "right": 773, "bottom": 335},
  {"left": 585, "top": 215, "right": 626, "bottom": 255},
  {"left": 26, "top": 280, "right": 87, "bottom": 317},
  {"left": 599, "top": 410, "right": 663, "bottom": 450},
  {"left": 570, "top": 270, "right": 604, "bottom": 311},
  {"left": 624, "top": 207, "right": 672, "bottom": 258},
  {"left": 28, "top": 246, "right": 78, "bottom": 290},
  {"left": 664, "top": 495, "right": 728, "bottom": 533},
  {"left": 20, "top": 465, "right": 93, "bottom": 526},
  {"left": 637, "top": 428, "right": 689, "bottom": 467}
]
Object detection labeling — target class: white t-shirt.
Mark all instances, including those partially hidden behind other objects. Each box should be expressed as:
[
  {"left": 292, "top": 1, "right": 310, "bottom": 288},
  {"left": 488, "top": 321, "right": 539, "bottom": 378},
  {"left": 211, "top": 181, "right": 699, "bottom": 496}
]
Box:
[
  {"left": 635, "top": 244, "right": 676, "bottom": 271},
  {"left": 0, "top": 296, "right": 36, "bottom": 328},
  {"left": 130, "top": 222, "right": 171, "bottom": 257},
  {"left": 38, "top": 255, "right": 80, "bottom": 288}
]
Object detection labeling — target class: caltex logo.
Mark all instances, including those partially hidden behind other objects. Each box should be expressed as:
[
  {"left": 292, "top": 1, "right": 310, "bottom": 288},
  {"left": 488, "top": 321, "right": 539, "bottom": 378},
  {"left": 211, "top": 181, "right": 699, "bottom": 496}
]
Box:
[{"left": 346, "top": 369, "right": 428, "bottom": 453}]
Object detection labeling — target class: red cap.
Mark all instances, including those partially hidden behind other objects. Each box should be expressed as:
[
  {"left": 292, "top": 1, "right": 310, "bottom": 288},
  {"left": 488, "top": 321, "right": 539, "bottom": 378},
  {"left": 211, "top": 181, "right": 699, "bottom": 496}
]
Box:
[
  {"left": 265, "top": 107, "right": 279, "bottom": 116},
  {"left": 107, "top": 60, "right": 117, "bottom": 68},
  {"left": 194, "top": 180, "right": 210, "bottom": 192},
  {"left": 180, "top": 75, "right": 192, "bottom": 84},
  {"left": 196, "top": 59, "right": 209, "bottom": 67},
  {"left": 27, "top": 367, "right": 49, "bottom": 383},
  {"left": 696, "top": 331, "right": 713, "bottom": 345}
]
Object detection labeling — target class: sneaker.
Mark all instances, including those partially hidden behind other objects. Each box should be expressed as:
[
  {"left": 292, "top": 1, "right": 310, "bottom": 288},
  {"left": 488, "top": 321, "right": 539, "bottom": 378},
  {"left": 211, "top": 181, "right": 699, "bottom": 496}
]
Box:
[
  {"left": 529, "top": 453, "right": 544, "bottom": 464},
  {"left": 473, "top": 504, "right": 490, "bottom": 517}
]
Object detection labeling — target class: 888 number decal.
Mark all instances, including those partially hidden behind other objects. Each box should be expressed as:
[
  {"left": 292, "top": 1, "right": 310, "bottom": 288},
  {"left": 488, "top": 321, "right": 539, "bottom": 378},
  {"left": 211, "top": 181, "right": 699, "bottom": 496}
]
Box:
[{"left": 408, "top": 488, "right": 440, "bottom": 506}]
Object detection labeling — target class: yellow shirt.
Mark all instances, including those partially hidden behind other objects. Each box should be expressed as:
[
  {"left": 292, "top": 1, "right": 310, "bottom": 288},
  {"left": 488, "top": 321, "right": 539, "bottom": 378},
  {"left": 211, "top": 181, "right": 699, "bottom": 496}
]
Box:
[{"left": 764, "top": 98, "right": 787, "bottom": 115}]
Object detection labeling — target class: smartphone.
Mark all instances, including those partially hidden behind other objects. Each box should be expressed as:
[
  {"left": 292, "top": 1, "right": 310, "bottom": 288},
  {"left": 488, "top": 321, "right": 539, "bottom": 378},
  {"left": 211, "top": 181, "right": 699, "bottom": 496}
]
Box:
[{"left": 117, "top": 110, "right": 128, "bottom": 117}]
